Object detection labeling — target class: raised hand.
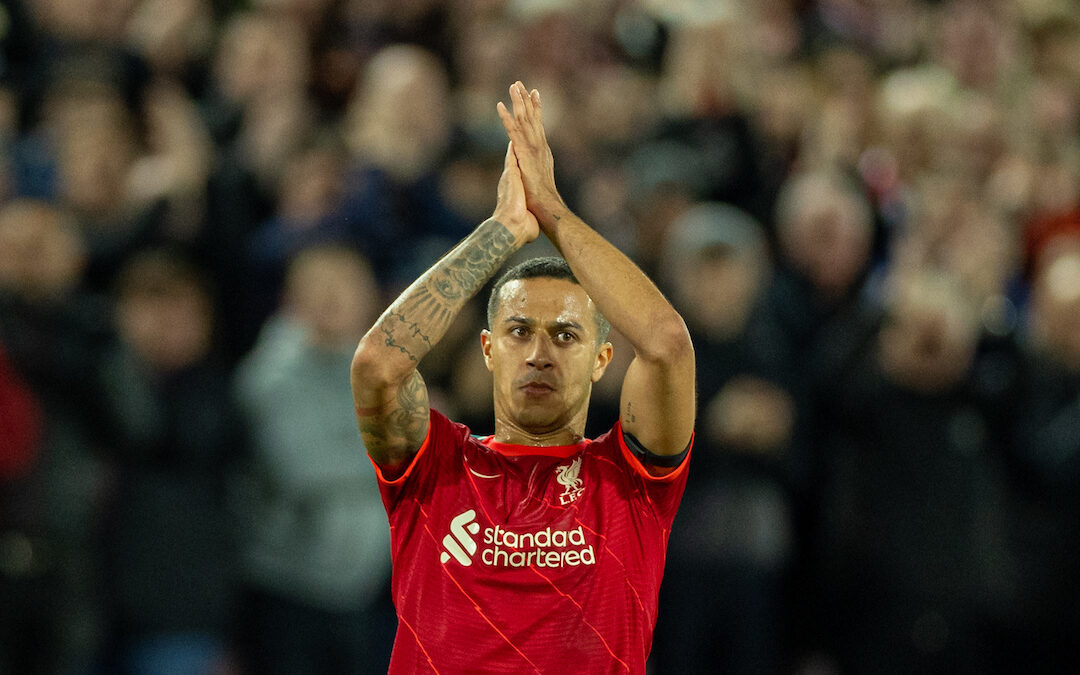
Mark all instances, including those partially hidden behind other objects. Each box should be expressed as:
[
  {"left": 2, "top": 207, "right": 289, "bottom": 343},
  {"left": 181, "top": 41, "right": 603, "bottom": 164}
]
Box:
[
  {"left": 493, "top": 140, "right": 540, "bottom": 244},
  {"left": 496, "top": 81, "right": 564, "bottom": 224}
]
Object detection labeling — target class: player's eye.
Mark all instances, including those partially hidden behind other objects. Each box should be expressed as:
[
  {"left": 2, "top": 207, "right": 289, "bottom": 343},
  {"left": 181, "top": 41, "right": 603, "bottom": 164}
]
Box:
[
  {"left": 556, "top": 331, "right": 577, "bottom": 344},
  {"left": 510, "top": 326, "right": 530, "bottom": 338}
]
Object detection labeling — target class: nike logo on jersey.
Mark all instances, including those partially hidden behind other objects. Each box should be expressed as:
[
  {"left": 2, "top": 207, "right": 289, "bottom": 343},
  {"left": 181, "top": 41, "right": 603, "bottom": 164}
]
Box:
[{"left": 468, "top": 466, "right": 502, "bottom": 479}]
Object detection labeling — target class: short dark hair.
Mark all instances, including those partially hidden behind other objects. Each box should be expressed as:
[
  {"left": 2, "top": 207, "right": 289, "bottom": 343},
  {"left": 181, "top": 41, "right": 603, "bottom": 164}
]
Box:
[{"left": 487, "top": 256, "right": 611, "bottom": 344}]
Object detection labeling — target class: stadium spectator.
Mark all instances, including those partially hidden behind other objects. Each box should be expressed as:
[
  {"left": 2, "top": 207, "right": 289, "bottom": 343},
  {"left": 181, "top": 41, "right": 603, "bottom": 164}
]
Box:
[{"left": 233, "top": 244, "right": 394, "bottom": 674}]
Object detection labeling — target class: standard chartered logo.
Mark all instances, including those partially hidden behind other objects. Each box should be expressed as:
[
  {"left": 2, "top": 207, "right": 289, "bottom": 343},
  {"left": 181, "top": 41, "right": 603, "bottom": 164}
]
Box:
[
  {"left": 439, "top": 509, "right": 596, "bottom": 568},
  {"left": 440, "top": 509, "right": 481, "bottom": 566}
]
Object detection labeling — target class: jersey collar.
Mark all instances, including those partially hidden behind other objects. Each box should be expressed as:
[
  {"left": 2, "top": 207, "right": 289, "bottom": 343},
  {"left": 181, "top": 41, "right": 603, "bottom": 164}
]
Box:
[{"left": 480, "top": 436, "right": 589, "bottom": 458}]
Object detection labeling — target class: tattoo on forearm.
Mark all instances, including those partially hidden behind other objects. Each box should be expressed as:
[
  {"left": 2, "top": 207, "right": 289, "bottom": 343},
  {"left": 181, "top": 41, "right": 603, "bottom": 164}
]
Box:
[
  {"left": 359, "top": 219, "right": 517, "bottom": 466},
  {"left": 429, "top": 220, "right": 516, "bottom": 301},
  {"left": 375, "top": 220, "right": 515, "bottom": 364},
  {"left": 400, "top": 288, "right": 452, "bottom": 330},
  {"left": 380, "top": 309, "right": 433, "bottom": 362},
  {"left": 381, "top": 330, "right": 416, "bottom": 362}
]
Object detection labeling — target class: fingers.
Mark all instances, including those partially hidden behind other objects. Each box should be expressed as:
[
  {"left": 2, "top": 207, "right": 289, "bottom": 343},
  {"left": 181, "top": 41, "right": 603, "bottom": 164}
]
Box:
[
  {"left": 498, "top": 93, "right": 523, "bottom": 138},
  {"left": 510, "top": 82, "right": 531, "bottom": 125},
  {"left": 497, "top": 81, "right": 544, "bottom": 141},
  {"left": 496, "top": 100, "right": 513, "bottom": 136},
  {"left": 529, "top": 88, "right": 543, "bottom": 127},
  {"left": 512, "top": 81, "right": 544, "bottom": 123}
]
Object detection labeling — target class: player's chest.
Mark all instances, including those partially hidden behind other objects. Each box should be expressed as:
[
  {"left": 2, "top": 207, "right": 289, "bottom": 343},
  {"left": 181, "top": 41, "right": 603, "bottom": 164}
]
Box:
[
  {"left": 461, "top": 451, "right": 596, "bottom": 519},
  {"left": 432, "top": 453, "right": 615, "bottom": 574}
]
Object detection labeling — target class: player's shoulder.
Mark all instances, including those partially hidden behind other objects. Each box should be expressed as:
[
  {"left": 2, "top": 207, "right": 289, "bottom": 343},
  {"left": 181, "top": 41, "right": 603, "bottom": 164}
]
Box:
[
  {"left": 429, "top": 409, "right": 477, "bottom": 445},
  {"left": 429, "top": 410, "right": 508, "bottom": 469},
  {"left": 587, "top": 424, "right": 620, "bottom": 449},
  {"left": 580, "top": 424, "right": 625, "bottom": 466}
]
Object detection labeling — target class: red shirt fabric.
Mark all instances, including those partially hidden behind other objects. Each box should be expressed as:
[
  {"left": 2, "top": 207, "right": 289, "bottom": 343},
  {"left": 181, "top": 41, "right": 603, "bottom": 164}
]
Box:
[{"left": 373, "top": 409, "right": 690, "bottom": 674}]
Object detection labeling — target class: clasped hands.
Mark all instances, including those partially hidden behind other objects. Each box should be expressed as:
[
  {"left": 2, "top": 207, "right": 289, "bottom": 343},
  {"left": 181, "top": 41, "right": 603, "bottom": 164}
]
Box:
[{"left": 492, "top": 81, "right": 567, "bottom": 244}]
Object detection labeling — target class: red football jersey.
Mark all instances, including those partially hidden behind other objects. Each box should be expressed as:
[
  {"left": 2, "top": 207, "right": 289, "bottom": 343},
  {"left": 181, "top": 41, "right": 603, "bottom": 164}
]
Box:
[{"left": 373, "top": 409, "right": 690, "bottom": 674}]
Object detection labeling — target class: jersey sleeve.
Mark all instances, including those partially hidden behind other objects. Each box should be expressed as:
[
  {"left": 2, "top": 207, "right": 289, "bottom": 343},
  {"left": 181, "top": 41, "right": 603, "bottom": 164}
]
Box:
[{"left": 612, "top": 422, "right": 692, "bottom": 525}]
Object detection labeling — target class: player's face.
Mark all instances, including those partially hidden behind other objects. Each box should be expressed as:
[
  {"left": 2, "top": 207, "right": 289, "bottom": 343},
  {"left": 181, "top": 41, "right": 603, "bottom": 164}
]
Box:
[{"left": 482, "top": 278, "right": 612, "bottom": 436}]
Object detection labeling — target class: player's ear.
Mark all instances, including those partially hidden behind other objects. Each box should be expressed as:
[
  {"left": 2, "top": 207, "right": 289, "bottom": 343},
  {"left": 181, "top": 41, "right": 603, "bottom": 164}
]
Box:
[
  {"left": 591, "top": 341, "right": 613, "bottom": 383},
  {"left": 481, "top": 330, "right": 495, "bottom": 372}
]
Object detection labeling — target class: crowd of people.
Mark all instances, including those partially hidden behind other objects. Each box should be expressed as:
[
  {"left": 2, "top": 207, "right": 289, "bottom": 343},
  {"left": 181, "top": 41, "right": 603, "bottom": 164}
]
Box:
[{"left": 1, "top": 0, "right": 1078, "bottom": 673}]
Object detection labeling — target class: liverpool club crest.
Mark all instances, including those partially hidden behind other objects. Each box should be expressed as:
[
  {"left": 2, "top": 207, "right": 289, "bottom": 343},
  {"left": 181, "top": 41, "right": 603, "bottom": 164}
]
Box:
[{"left": 556, "top": 457, "right": 585, "bottom": 505}]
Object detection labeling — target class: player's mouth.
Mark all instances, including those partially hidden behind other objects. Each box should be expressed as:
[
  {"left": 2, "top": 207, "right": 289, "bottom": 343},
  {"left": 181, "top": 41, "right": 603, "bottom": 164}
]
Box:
[{"left": 519, "top": 379, "right": 556, "bottom": 396}]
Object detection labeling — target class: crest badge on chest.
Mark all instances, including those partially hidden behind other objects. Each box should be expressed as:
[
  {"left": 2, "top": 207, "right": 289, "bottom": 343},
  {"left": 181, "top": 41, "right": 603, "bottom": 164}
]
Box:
[{"left": 556, "top": 456, "right": 585, "bottom": 505}]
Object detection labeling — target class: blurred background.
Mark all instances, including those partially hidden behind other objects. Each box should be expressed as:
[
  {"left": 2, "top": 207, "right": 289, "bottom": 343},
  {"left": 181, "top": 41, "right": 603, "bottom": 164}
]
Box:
[{"left": 1, "top": 0, "right": 1079, "bottom": 673}]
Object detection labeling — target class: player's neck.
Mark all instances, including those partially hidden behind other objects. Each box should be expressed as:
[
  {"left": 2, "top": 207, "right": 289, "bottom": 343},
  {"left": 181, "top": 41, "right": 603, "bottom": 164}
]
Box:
[{"left": 492, "top": 414, "right": 586, "bottom": 447}]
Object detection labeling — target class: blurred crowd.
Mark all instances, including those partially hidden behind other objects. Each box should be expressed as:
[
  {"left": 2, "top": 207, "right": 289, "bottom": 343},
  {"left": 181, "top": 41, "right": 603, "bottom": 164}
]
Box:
[{"left": 1, "top": 0, "right": 1079, "bottom": 673}]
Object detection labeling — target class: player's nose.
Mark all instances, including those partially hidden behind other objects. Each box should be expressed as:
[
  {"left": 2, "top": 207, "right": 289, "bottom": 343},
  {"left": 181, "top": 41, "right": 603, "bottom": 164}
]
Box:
[{"left": 525, "top": 336, "right": 554, "bottom": 369}]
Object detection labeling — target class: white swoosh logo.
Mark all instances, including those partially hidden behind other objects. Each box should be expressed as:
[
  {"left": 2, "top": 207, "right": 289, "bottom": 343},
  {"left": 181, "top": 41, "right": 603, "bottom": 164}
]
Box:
[{"left": 468, "top": 467, "right": 502, "bottom": 479}]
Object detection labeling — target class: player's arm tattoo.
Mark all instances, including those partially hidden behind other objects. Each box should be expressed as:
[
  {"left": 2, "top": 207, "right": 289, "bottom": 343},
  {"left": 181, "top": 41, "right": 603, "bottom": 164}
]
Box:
[
  {"left": 428, "top": 220, "right": 516, "bottom": 301},
  {"left": 355, "top": 219, "right": 520, "bottom": 469},
  {"left": 357, "top": 370, "right": 430, "bottom": 467},
  {"left": 374, "top": 219, "right": 516, "bottom": 365}
]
